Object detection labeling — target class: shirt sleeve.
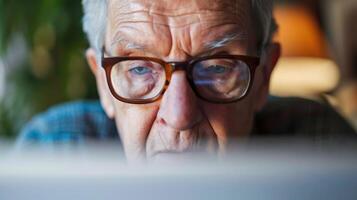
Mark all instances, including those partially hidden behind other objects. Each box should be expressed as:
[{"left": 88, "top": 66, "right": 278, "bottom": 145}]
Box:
[
  {"left": 253, "top": 97, "right": 357, "bottom": 147},
  {"left": 16, "top": 100, "right": 118, "bottom": 147}
]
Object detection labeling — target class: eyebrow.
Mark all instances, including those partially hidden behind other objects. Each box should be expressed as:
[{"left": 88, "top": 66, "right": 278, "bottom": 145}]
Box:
[
  {"left": 110, "top": 35, "right": 147, "bottom": 53},
  {"left": 204, "top": 32, "right": 247, "bottom": 51}
]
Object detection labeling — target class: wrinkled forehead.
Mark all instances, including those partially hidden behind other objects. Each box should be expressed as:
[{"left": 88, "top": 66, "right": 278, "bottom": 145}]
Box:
[
  {"left": 109, "top": 0, "right": 249, "bottom": 15},
  {"left": 106, "top": 0, "right": 255, "bottom": 55},
  {"left": 107, "top": 0, "right": 251, "bottom": 29}
]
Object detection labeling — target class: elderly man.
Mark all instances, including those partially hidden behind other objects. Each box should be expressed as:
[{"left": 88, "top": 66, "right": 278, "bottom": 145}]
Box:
[{"left": 19, "top": 0, "right": 356, "bottom": 163}]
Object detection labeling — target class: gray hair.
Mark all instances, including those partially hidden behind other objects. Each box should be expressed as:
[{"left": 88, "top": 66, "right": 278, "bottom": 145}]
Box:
[{"left": 82, "top": 0, "right": 276, "bottom": 56}]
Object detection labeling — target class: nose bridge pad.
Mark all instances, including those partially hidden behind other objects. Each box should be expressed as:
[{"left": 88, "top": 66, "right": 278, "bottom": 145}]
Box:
[
  {"left": 163, "top": 63, "right": 173, "bottom": 91},
  {"left": 170, "top": 62, "right": 196, "bottom": 95},
  {"left": 164, "top": 61, "right": 189, "bottom": 89},
  {"left": 162, "top": 61, "right": 195, "bottom": 100}
]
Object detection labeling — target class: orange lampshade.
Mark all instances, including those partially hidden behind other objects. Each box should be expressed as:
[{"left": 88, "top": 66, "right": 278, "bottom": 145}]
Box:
[{"left": 274, "top": 5, "right": 328, "bottom": 58}]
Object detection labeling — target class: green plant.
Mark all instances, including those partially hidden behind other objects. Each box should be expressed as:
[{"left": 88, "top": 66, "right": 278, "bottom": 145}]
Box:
[{"left": 0, "top": 0, "right": 98, "bottom": 138}]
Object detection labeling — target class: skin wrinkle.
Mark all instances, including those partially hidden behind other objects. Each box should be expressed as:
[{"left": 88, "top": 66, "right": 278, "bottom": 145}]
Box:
[
  {"left": 110, "top": 24, "right": 249, "bottom": 59},
  {"left": 148, "top": 127, "right": 180, "bottom": 158},
  {"left": 143, "top": 1, "right": 246, "bottom": 17},
  {"left": 110, "top": 32, "right": 151, "bottom": 56},
  {"left": 118, "top": 102, "right": 160, "bottom": 161},
  {"left": 139, "top": 103, "right": 161, "bottom": 158},
  {"left": 153, "top": 111, "right": 217, "bottom": 155},
  {"left": 109, "top": 1, "right": 251, "bottom": 57},
  {"left": 179, "top": 129, "right": 193, "bottom": 151},
  {"left": 146, "top": 117, "right": 168, "bottom": 158},
  {"left": 119, "top": 9, "right": 236, "bottom": 17},
  {"left": 155, "top": 129, "right": 196, "bottom": 155},
  {"left": 130, "top": 0, "right": 249, "bottom": 17},
  {"left": 110, "top": 25, "right": 250, "bottom": 59},
  {"left": 150, "top": 6, "right": 168, "bottom": 57},
  {"left": 110, "top": 25, "right": 248, "bottom": 59},
  {"left": 146, "top": 101, "right": 208, "bottom": 157},
  {"left": 110, "top": 38, "right": 146, "bottom": 54},
  {"left": 112, "top": 19, "right": 241, "bottom": 29},
  {"left": 112, "top": 7, "right": 245, "bottom": 28},
  {"left": 196, "top": 117, "right": 218, "bottom": 152},
  {"left": 158, "top": 125, "right": 169, "bottom": 153}
]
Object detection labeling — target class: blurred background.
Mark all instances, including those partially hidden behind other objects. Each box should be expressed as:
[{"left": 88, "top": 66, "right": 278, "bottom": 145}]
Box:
[{"left": 0, "top": 0, "right": 356, "bottom": 139}]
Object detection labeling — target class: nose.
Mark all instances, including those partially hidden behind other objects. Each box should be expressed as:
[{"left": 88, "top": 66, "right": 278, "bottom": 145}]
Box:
[{"left": 157, "top": 70, "right": 202, "bottom": 130}]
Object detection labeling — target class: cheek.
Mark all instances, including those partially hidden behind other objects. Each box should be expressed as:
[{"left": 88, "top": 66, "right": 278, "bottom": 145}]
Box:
[
  {"left": 202, "top": 98, "right": 255, "bottom": 140},
  {"left": 113, "top": 102, "right": 160, "bottom": 152}
]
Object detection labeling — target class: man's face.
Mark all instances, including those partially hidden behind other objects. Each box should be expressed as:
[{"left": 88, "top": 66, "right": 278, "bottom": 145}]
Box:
[{"left": 90, "top": 0, "right": 277, "bottom": 163}]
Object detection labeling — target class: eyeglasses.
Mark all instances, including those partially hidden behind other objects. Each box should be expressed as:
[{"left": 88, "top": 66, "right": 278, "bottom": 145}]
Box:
[{"left": 101, "top": 47, "right": 260, "bottom": 104}]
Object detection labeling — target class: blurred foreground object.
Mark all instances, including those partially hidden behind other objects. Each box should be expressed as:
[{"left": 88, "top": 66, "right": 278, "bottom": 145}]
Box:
[{"left": 1, "top": 142, "right": 357, "bottom": 200}]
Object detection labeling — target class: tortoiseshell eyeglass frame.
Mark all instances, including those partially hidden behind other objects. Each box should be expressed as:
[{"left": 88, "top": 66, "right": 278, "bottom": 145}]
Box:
[{"left": 101, "top": 47, "right": 260, "bottom": 104}]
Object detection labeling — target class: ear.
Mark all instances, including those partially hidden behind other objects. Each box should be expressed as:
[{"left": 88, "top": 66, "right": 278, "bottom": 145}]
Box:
[
  {"left": 86, "top": 48, "right": 115, "bottom": 119},
  {"left": 254, "top": 42, "right": 281, "bottom": 111}
]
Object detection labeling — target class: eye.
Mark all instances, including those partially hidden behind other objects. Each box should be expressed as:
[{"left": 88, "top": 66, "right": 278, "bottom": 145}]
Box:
[
  {"left": 205, "top": 65, "right": 229, "bottom": 74},
  {"left": 129, "top": 66, "right": 152, "bottom": 75}
]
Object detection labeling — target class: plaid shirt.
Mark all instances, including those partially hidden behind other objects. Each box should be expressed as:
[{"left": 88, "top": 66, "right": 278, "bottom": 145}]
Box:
[
  {"left": 17, "top": 101, "right": 118, "bottom": 146},
  {"left": 17, "top": 97, "right": 357, "bottom": 147}
]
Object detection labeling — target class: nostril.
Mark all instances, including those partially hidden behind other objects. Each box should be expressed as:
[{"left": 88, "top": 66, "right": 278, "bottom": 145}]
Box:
[
  {"left": 158, "top": 118, "right": 167, "bottom": 126},
  {"left": 159, "top": 110, "right": 203, "bottom": 131}
]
